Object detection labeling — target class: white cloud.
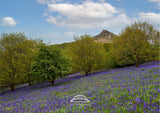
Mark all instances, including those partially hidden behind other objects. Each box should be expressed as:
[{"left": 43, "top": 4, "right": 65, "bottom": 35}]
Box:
[
  {"left": 1, "top": 17, "right": 17, "bottom": 27},
  {"left": 46, "top": 16, "right": 57, "bottom": 24},
  {"left": 46, "top": 1, "right": 134, "bottom": 33},
  {"left": 36, "top": 0, "right": 48, "bottom": 4},
  {"left": 48, "top": 2, "right": 118, "bottom": 18},
  {"left": 148, "top": 0, "right": 160, "bottom": 9},
  {"left": 42, "top": 1, "right": 159, "bottom": 34},
  {"left": 139, "top": 12, "right": 160, "bottom": 25},
  {"left": 149, "top": 0, "right": 160, "bottom": 3},
  {"left": 36, "top": 0, "right": 61, "bottom": 4},
  {"left": 98, "top": 0, "right": 106, "bottom": 3},
  {"left": 34, "top": 31, "right": 76, "bottom": 44}
]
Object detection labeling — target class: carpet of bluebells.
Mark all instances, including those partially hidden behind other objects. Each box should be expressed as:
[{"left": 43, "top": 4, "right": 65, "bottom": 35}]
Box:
[{"left": 0, "top": 61, "right": 160, "bottom": 113}]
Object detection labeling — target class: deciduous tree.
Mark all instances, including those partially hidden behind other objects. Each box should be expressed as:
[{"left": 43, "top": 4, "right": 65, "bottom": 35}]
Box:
[
  {"left": 31, "top": 45, "right": 71, "bottom": 85},
  {"left": 19, "top": 39, "right": 42, "bottom": 86},
  {"left": 0, "top": 33, "right": 27, "bottom": 91},
  {"left": 68, "top": 35, "right": 106, "bottom": 75},
  {"left": 110, "top": 22, "right": 160, "bottom": 67}
]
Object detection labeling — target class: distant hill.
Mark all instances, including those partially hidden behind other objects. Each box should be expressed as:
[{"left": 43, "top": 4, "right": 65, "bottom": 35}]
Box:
[
  {"left": 52, "top": 30, "right": 115, "bottom": 48},
  {"left": 94, "top": 30, "right": 115, "bottom": 43}
]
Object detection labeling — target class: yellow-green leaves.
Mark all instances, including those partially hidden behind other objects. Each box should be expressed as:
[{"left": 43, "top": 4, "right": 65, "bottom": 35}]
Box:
[
  {"left": 110, "top": 22, "right": 160, "bottom": 67},
  {"left": 0, "top": 33, "right": 42, "bottom": 91},
  {"left": 67, "top": 35, "right": 106, "bottom": 75}
]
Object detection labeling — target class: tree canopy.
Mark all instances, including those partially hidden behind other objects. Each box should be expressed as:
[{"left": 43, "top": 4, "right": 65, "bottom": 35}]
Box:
[
  {"left": 110, "top": 22, "right": 160, "bottom": 67},
  {"left": 0, "top": 33, "right": 28, "bottom": 91},
  {"left": 67, "top": 35, "right": 106, "bottom": 75},
  {"left": 31, "top": 45, "right": 71, "bottom": 85},
  {"left": 0, "top": 33, "right": 42, "bottom": 91}
]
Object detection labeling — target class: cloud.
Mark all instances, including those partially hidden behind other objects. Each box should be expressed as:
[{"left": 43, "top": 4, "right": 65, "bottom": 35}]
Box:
[
  {"left": 1, "top": 17, "right": 17, "bottom": 27},
  {"left": 43, "top": 1, "right": 159, "bottom": 34},
  {"left": 148, "top": 0, "right": 160, "bottom": 9},
  {"left": 148, "top": 0, "right": 160, "bottom": 4},
  {"left": 139, "top": 12, "right": 160, "bottom": 25},
  {"left": 36, "top": 0, "right": 61, "bottom": 4},
  {"left": 36, "top": 0, "right": 48, "bottom": 4},
  {"left": 46, "top": 1, "right": 134, "bottom": 33},
  {"left": 98, "top": 0, "right": 106, "bottom": 3},
  {"left": 48, "top": 2, "right": 118, "bottom": 19},
  {"left": 34, "top": 31, "right": 76, "bottom": 44}
]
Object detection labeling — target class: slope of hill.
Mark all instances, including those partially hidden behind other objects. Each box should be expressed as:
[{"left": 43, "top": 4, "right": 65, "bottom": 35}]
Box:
[
  {"left": 53, "top": 30, "right": 115, "bottom": 48},
  {"left": 0, "top": 61, "right": 159, "bottom": 113},
  {"left": 94, "top": 30, "right": 115, "bottom": 43}
]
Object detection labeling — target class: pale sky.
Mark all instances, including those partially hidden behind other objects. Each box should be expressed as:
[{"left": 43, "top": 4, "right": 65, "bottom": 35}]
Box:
[{"left": 0, "top": 0, "right": 160, "bottom": 44}]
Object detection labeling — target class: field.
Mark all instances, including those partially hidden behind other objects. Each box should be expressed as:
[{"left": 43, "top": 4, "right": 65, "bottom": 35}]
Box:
[{"left": 0, "top": 61, "right": 160, "bottom": 113}]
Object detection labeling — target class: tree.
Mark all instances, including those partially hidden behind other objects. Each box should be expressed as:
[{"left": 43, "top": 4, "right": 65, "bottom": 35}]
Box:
[
  {"left": 67, "top": 35, "right": 106, "bottom": 75},
  {"left": 19, "top": 39, "right": 42, "bottom": 86},
  {"left": 31, "top": 45, "right": 71, "bottom": 85},
  {"left": 0, "top": 33, "right": 27, "bottom": 91},
  {"left": 110, "top": 22, "right": 160, "bottom": 67}
]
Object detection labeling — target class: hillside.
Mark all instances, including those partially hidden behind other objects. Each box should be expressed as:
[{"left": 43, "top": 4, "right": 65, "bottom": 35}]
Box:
[
  {"left": 94, "top": 30, "right": 115, "bottom": 43},
  {"left": 0, "top": 61, "right": 159, "bottom": 113},
  {"left": 53, "top": 30, "right": 115, "bottom": 48}
]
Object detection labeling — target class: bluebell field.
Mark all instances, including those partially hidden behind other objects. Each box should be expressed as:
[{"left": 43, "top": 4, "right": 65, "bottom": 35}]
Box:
[{"left": 0, "top": 61, "right": 160, "bottom": 113}]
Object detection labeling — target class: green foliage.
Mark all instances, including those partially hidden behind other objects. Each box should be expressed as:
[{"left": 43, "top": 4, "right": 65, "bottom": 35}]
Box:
[
  {"left": 31, "top": 45, "right": 71, "bottom": 85},
  {"left": 0, "top": 21, "right": 159, "bottom": 90},
  {"left": 67, "top": 35, "right": 107, "bottom": 75},
  {"left": 51, "top": 42, "right": 72, "bottom": 49},
  {"left": 110, "top": 22, "right": 160, "bottom": 67},
  {"left": 0, "top": 33, "right": 42, "bottom": 91},
  {"left": 19, "top": 39, "right": 43, "bottom": 86},
  {"left": 0, "top": 33, "right": 28, "bottom": 91},
  {"left": 103, "top": 43, "right": 111, "bottom": 52}
]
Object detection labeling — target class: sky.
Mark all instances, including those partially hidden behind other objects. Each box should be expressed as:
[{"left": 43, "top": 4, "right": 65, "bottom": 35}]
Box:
[{"left": 0, "top": 0, "right": 160, "bottom": 44}]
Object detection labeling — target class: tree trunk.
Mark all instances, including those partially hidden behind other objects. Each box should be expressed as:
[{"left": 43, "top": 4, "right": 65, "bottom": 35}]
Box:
[
  {"left": 135, "top": 63, "right": 139, "bottom": 67},
  {"left": 11, "top": 70, "right": 15, "bottom": 91},
  {"left": 51, "top": 80, "right": 54, "bottom": 85},
  {"left": 135, "top": 55, "right": 140, "bottom": 67},
  {"left": 28, "top": 81, "right": 33, "bottom": 86},
  {"left": 10, "top": 84, "right": 14, "bottom": 91},
  {"left": 28, "top": 74, "right": 33, "bottom": 86},
  {"left": 85, "top": 72, "right": 88, "bottom": 76}
]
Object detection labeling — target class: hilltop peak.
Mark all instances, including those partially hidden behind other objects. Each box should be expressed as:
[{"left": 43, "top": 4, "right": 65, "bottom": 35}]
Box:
[
  {"left": 94, "top": 30, "right": 115, "bottom": 43},
  {"left": 101, "top": 30, "right": 111, "bottom": 34}
]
